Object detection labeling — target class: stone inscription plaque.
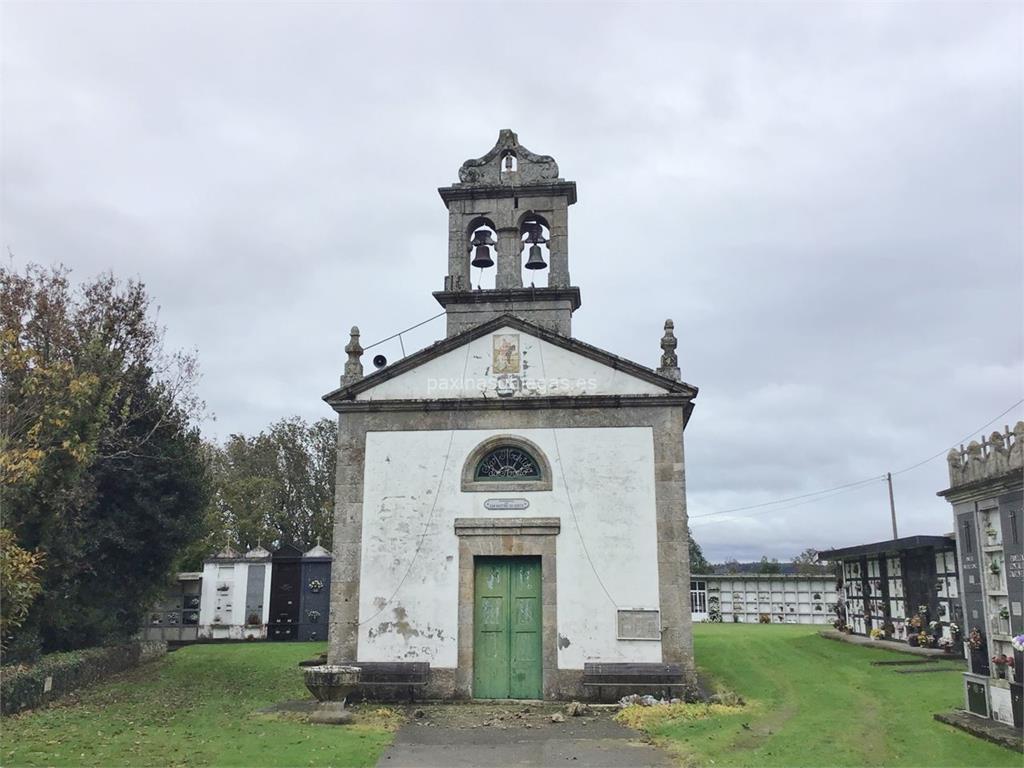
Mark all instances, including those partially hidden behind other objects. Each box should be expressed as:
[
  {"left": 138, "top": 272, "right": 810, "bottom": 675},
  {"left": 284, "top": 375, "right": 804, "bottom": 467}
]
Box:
[
  {"left": 484, "top": 498, "right": 529, "bottom": 511},
  {"left": 617, "top": 609, "right": 661, "bottom": 640}
]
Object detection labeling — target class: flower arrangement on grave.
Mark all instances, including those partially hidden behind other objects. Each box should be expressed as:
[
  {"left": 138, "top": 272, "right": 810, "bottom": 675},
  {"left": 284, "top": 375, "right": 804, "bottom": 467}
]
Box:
[
  {"left": 869, "top": 627, "right": 885, "bottom": 640},
  {"left": 1013, "top": 635, "right": 1024, "bottom": 653},
  {"left": 949, "top": 622, "right": 960, "bottom": 639},
  {"left": 916, "top": 631, "right": 931, "bottom": 648},
  {"left": 967, "top": 627, "right": 984, "bottom": 651},
  {"left": 308, "top": 579, "right": 324, "bottom": 593},
  {"left": 246, "top": 612, "right": 262, "bottom": 626},
  {"left": 999, "top": 606, "right": 1010, "bottom": 620},
  {"left": 989, "top": 560, "right": 1001, "bottom": 575},
  {"left": 938, "top": 637, "right": 955, "bottom": 653},
  {"left": 984, "top": 525, "right": 997, "bottom": 541},
  {"left": 909, "top": 614, "right": 923, "bottom": 630},
  {"left": 991, "top": 654, "right": 1013, "bottom": 678},
  {"left": 758, "top": 613, "right": 771, "bottom": 624},
  {"left": 307, "top": 609, "right": 321, "bottom": 623}
]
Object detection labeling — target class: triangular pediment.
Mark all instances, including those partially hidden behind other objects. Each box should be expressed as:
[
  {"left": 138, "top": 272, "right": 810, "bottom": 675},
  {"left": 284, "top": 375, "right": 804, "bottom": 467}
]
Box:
[{"left": 324, "top": 315, "right": 696, "bottom": 405}]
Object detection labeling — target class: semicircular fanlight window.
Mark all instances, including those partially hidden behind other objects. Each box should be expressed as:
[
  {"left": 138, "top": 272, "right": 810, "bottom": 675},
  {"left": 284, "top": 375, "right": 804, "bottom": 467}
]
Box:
[{"left": 474, "top": 446, "right": 542, "bottom": 481}]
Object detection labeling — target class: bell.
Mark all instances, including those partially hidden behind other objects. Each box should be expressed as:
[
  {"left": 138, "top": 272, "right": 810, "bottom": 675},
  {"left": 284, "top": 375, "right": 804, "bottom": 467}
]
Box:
[
  {"left": 471, "top": 245, "right": 494, "bottom": 269},
  {"left": 470, "top": 229, "right": 495, "bottom": 269},
  {"left": 524, "top": 244, "right": 547, "bottom": 270}
]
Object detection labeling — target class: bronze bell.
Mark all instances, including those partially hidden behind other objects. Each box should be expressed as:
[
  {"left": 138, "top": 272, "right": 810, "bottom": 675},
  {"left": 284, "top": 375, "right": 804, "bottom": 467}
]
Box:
[
  {"left": 471, "top": 245, "right": 494, "bottom": 269},
  {"left": 470, "top": 230, "right": 494, "bottom": 269},
  {"left": 524, "top": 243, "right": 547, "bottom": 270}
]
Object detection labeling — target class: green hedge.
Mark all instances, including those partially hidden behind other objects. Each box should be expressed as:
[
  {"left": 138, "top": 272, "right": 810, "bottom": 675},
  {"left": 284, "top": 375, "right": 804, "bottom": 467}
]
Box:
[{"left": 1, "top": 640, "right": 165, "bottom": 715}]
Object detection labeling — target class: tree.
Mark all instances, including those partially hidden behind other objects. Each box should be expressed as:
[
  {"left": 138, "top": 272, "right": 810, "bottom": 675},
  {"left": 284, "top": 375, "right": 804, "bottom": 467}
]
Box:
[
  {"left": 792, "top": 547, "right": 828, "bottom": 575},
  {"left": 757, "top": 556, "right": 782, "bottom": 574},
  {"left": 721, "top": 558, "right": 742, "bottom": 574},
  {"left": 688, "top": 524, "right": 711, "bottom": 574},
  {"left": 0, "top": 529, "right": 45, "bottom": 648},
  {"left": 1, "top": 264, "right": 210, "bottom": 651},
  {"left": 200, "top": 417, "right": 336, "bottom": 557}
]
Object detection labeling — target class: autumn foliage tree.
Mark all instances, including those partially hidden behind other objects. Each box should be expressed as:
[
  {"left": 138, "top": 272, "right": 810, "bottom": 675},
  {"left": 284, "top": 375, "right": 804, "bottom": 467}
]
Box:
[
  {"left": 0, "top": 529, "right": 45, "bottom": 647},
  {"left": 1, "top": 264, "right": 210, "bottom": 654}
]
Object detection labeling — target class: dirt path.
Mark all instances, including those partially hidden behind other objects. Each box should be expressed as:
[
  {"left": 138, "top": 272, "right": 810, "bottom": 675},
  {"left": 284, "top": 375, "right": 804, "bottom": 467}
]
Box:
[{"left": 377, "top": 703, "right": 675, "bottom": 768}]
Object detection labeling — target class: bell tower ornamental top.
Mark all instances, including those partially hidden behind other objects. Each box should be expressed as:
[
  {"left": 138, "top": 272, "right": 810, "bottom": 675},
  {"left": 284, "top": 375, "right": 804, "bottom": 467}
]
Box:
[{"left": 457, "top": 128, "right": 562, "bottom": 187}]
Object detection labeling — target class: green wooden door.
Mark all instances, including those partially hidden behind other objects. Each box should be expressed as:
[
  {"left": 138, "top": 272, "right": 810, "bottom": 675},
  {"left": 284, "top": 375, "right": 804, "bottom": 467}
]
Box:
[{"left": 473, "top": 557, "right": 542, "bottom": 699}]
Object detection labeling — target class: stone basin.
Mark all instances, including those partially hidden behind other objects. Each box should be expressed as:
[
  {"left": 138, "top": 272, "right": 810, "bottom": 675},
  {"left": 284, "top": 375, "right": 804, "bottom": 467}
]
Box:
[
  {"left": 303, "top": 664, "right": 361, "bottom": 703},
  {"left": 303, "top": 665, "right": 361, "bottom": 724}
]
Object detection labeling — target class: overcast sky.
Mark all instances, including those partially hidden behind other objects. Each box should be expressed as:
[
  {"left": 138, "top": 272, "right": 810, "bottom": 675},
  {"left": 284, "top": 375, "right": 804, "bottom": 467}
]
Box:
[{"left": 3, "top": 2, "right": 1021, "bottom": 562}]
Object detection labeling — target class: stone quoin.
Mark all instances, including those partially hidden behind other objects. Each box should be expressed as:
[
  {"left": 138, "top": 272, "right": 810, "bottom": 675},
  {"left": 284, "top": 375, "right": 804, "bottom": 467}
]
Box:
[{"left": 323, "top": 130, "right": 699, "bottom": 700}]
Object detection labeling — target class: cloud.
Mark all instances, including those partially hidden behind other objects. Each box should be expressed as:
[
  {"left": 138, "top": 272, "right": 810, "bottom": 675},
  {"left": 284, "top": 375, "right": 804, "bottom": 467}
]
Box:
[{"left": 3, "top": 1, "right": 1020, "bottom": 561}]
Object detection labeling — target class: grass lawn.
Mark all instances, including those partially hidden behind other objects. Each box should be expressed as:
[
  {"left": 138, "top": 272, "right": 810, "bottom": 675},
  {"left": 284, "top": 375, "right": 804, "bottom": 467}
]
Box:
[
  {"left": 642, "top": 623, "right": 1019, "bottom": 767},
  {"left": 1, "top": 642, "right": 396, "bottom": 767},
  {"left": 2, "top": 626, "right": 1018, "bottom": 767}
]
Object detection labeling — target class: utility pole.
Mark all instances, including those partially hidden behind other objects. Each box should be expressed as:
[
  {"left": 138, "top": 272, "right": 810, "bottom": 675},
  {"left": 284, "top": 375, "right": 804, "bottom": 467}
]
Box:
[{"left": 886, "top": 472, "right": 898, "bottom": 540}]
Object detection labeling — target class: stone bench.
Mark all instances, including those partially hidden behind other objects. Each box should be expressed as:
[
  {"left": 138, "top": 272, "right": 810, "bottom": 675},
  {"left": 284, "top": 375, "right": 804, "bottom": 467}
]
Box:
[
  {"left": 343, "top": 661, "right": 430, "bottom": 702},
  {"left": 582, "top": 662, "right": 688, "bottom": 701}
]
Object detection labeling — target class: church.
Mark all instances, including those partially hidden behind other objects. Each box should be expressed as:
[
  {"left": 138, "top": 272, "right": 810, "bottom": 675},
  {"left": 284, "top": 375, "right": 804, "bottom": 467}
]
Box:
[{"left": 324, "top": 130, "right": 699, "bottom": 700}]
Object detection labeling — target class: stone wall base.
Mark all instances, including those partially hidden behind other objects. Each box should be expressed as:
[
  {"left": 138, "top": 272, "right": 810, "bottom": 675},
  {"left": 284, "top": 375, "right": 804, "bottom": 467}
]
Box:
[{"left": 353, "top": 666, "right": 700, "bottom": 703}]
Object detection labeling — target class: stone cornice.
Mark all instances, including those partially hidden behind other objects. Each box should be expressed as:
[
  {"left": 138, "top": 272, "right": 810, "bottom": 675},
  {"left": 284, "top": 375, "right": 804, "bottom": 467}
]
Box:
[
  {"left": 438, "top": 181, "right": 578, "bottom": 205},
  {"left": 454, "top": 517, "right": 561, "bottom": 537},
  {"left": 328, "top": 393, "right": 696, "bottom": 416},
  {"left": 432, "top": 286, "right": 582, "bottom": 311},
  {"left": 936, "top": 469, "right": 1024, "bottom": 502}
]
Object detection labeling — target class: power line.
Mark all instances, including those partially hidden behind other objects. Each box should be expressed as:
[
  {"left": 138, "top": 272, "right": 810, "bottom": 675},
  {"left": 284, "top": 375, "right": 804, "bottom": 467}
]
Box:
[
  {"left": 891, "top": 398, "right": 1024, "bottom": 475},
  {"left": 356, "top": 338, "right": 473, "bottom": 626},
  {"left": 691, "top": 479, "right": 881, "bottom": 527},
  {"left": 690, "top": 398, "right": 1024, "bottom": 522},
  {"left": 535, "top": 336, "right": 620, "bottom": 609},
  {"left": 362, "top": 312, "right": 446, "bottom": 351}
]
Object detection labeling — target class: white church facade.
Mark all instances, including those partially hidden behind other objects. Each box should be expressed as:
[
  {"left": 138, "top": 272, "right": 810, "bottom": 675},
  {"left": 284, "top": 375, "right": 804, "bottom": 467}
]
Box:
[{"left": 324, "top": 131, "right": 699, "bottom": 700}]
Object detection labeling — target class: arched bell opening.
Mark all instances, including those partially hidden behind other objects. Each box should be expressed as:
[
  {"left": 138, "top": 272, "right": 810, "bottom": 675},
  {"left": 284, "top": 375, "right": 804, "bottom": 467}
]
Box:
[
  {"left": 501, "top": 150, "right": 518, "bottom": 173},
  {"left": 519, "top": 213, "right": 551, "bottom": 288},
  {"left": 466, "top": 217, "right": 497, "bottom": 290}
]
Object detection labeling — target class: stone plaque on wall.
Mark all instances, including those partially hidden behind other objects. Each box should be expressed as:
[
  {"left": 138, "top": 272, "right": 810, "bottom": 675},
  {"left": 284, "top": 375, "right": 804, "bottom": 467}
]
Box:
[{"left": 617, "top": 609, "right": 661, "bottom": 640}]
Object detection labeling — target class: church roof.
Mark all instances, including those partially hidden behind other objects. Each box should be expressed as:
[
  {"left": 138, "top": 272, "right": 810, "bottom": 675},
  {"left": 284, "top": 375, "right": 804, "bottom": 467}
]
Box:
[{"left": 323, "top": 313, "right": 698, "bottom": 407}]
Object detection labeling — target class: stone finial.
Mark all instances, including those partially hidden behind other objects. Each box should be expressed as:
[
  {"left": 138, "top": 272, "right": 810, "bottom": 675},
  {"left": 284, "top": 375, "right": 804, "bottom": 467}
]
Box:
[
  {"left": 342, "top": 326, "right": 363, "bottom": 386},
  {"left": 657, "top": 319, "right": 680, "bottom": 381}
]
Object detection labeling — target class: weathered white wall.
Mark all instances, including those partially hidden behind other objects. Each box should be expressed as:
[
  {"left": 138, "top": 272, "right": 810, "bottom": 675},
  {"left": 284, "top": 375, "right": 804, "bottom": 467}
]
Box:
[
  {"left": 357, "top": 426, "right": 663, "bottom": 669},
  {"left": 356, "top": 326, "right": 666, "bottom": 400},
  {"left": 198, "top": 560, "right": 271, "bottom": 639}
]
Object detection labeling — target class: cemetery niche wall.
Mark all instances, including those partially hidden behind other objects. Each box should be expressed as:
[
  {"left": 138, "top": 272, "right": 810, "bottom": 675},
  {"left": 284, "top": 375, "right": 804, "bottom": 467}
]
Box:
[
  {"left": 198, "top": 545, "right": 273, "bottom": 640},
  {"left": 144, "top": 572, "right": 202, "bottom": 642},
  {"left": 817, "top": 535, "right": 962, "bottom": 650},
  {"left": 939, "top": 423, "right": 1023, "bottom": 729},
  {"left": 690, "top": 576, "right": 838, "bottom": 624},
  {"left": 298, "top": 544, "right": 333, "bottom": 642}
]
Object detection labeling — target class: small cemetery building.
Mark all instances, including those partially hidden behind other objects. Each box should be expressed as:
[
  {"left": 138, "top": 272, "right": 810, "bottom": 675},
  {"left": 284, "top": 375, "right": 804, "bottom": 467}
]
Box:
[
  {"left": 939, "top": 423, "right": 1023, "bottom": 729},
  {"left": 144, "top": 572, "right": 202, "bottom": 642},
  {"left": 298, "top": 544, "right": 332, "bottom": 642},
  {"left": 817, "top": 535, "right": 961, "bottom": 644},
  {"left": 198, "top": 545, "right": 272, "bottom": 640},
  {"left": 324, "top": 131, "right": 699, "bottom": 700},
  {"left": 690, "top": 575, "right": 838, "bottom": 624}
]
